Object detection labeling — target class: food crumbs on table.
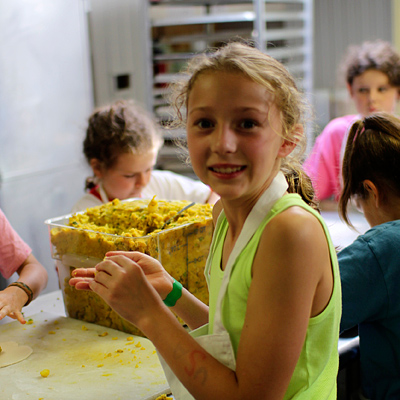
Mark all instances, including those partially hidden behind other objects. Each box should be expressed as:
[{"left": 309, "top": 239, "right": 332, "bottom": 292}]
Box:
[
  {"left": 82, "top": 365, "right": 85, "bottom": 367},
  {"left": 116, "top": 349, "right": 123, "bottom": 353},
  {"left": 141, "top": 347, "right": 145, "bottom": 350},
  {"left": 81, "top": 325, "right": 88, "bottom": 331},
  {"left": 98, "top": 332, "right": 108, "bottom": 337},
  {"left": 97, "top": 364, "right": 104, "bottom": 367},
  {"left": 112, "top": 337, "right": 118, "bottom": 340},
  {"left": 0, "top": 346, "right": 2, "bottom": 353},
  {"left": 26, "top": 319, "right": 33, "bottom": 325},
  {"left": 155, "top": 395, "right": 173, "bottom": 400},
  {"left": 54, "top": 320, "right": 59, "bottom": 324},
  {"left": 40, "top": 369, "right": 50, "bottom": 378},
  {"left": 105, "top": 353, "right": 112, "bottom": 358},
  {"left": 48, "top": 331, "right": 56, "bottom": 334},
  {"left": 126, "top": 336, "right": 134, "bottom": 341},
  {"left": 102, "top": 373, "right": 112, "bottom": 377},
  {"left": 135, "top": 364, "right": 139, "bottom": 368},
  {"left": 135, "top": 342, "right": 141, "bottom": 348}
]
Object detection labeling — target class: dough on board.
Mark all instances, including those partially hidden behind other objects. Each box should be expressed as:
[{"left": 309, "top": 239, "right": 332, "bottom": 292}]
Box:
[{"left": 0, "top": 341, "right": 33, "bottom": 367}]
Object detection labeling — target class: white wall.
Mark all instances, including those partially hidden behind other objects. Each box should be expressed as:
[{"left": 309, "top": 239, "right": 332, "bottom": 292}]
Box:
[{"left": 0, "top": 0, "right": 94, "bottom": 293}]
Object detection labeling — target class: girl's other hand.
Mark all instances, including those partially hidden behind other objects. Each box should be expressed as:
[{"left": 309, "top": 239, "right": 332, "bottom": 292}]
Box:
[
  {"left": 86, "top": 251, "right": 173, "bottom": 328},
  {"left": 98, "top": 251, "right": 173, "bottom": 299},
  {"left": 0, "top": 288, "right": 28, "bottom": 324},
  {"left": 69, "top": 268, "right": 96, "bottom": 290}
]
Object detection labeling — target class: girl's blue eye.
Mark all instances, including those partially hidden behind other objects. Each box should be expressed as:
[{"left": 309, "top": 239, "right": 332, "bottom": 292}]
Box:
[
  {"left": 240, "top": 120, "right": 257, "bottom": 129},
  {"left": 197, "top": 119, "right": 213, "bottom": 129}
]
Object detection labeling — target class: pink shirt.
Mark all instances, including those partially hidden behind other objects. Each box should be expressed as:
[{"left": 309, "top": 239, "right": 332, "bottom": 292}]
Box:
[
  {"left": 304, "top": 115, "right": 358, "bottom": 201},
  {"left": 0, "top": 209, "right": 31, "bottom": 279}
]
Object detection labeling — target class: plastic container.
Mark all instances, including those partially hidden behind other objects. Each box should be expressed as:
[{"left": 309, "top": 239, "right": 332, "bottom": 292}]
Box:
[{"left": 45, "top": 199, "right": 213, "bottom": 335}]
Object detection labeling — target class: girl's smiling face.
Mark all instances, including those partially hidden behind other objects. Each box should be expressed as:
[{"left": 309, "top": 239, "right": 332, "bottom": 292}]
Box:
[{"left": 186, "top": 71, "right": 295, "bottom": 204}]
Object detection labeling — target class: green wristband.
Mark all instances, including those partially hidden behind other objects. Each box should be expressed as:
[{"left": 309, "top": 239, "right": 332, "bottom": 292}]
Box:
[{"left": 163, "top": 278, "right": 183, "bottom": 307}]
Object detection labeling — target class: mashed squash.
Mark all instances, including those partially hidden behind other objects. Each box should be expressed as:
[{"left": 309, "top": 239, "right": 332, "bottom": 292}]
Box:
[{"left": 48, "top": 198, "right": 213, "bottom": 336}]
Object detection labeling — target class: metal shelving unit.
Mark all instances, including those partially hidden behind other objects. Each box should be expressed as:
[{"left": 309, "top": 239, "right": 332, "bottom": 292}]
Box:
[
  {"left": 86, "top": 0, "right": 313, "bottom": 174},
  {"left": 149, "top": 0, "right": 314, "bottom": 172},
  {"left": 150, "top": 0, "right": 313, "bottom": 118}
]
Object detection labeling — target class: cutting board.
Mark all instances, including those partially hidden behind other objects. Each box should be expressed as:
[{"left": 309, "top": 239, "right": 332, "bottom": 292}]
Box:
[{"left": 0, "top": 312, "right": 170, "bottom": 400}]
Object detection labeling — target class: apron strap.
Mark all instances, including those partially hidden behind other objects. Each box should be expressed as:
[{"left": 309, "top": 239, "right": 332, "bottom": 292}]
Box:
[{"left": 212, "top": 171, "right": 288, "bottom": 334}]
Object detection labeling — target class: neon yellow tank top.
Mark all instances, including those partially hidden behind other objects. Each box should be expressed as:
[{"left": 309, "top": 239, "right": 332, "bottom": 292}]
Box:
[{"left": 208, "top": 194, "right": 341, "bottom": 399}]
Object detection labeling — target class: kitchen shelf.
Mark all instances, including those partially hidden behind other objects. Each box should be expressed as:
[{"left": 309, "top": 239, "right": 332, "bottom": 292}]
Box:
[
  {"left": 86, "top": 0, "right": 313, "bottom": 176},
  {"left": 150, "top": 0, "right": 314, "bottom": 174},
  {"left": 150, "top": 0, "right": 313, "bottom": 116}
]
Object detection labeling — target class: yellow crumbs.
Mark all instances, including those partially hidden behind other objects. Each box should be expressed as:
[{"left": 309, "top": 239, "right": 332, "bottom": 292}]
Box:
[
  {"left": 155, "top": 395, "right": 173, "bottom": 400},
  {"left": 40, "top": 369, "right": 50, "bottom": 378},
  {"left": 98, "top": 332, "right": 108, "bottom": 337}
]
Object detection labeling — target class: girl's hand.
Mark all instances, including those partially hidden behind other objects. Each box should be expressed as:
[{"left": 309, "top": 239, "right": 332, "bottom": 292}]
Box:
[
  {"left": 70, "top": 251, "right": 173, "bottom": 297},
  {"left": 69, "top": 268, "right": 97, "bottom": 290},
  {"left": 70, "top": 251, "right": 174, "bottom": 329},
  {"left": 0, "top": 287, "right": 28, "bottom": 324}
]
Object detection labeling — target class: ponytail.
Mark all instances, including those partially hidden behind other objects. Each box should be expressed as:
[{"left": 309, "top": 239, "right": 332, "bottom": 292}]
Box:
[{"left": 282, "top": 161, "right": 319, "bottom": 212}]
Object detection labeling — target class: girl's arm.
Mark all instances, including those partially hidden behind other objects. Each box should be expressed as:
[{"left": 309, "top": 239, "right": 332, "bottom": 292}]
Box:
[
  {"left": 0, "top": 253, "right": 48, "bottom": 324},
  {"left": 233, "top": 206, "right": 333, "bottom": 399},
  {"left": 80, "top": 206, "right": 332, "bottom": 400}
]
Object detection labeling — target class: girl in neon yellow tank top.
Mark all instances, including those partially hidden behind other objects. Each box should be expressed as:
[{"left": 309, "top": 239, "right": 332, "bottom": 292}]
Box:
[{"left": 70, "top": 42, "right": 341, "bottom": 400}]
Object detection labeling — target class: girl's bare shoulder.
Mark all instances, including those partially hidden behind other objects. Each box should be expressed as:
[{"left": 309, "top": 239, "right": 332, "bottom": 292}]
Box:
[{"left": 263, "top": 205, "right": 325, "bottom": 246}]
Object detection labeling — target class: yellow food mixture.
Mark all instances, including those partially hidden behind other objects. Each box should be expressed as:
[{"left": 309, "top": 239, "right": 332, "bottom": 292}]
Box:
[{"left": 49, "top": 198, "right": 213, "bottom": 336}]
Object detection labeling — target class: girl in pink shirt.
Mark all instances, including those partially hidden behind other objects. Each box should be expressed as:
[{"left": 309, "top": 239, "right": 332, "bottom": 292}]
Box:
[
  {"left": 304, "top": 40, "right": 400, "bottom": 205},
  {"left": 0, "top": 209, "right": 48, "bottom": 324}
]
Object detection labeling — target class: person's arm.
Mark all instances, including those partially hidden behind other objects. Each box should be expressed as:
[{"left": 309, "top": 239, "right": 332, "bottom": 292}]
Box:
[
  {"left": 0, "top": 253, "right": 48, "bottom": 324},
  {"left": 338, "top": 237, "right": 387, "bottom": 332},
  {"left": 72, "top": 206, "right": 331, "bottom": 399}
]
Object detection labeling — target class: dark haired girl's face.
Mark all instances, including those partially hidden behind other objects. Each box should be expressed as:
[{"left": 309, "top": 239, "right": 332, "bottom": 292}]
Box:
[
  {"left": 349, "top": 70, "right": 399, "bottom": 116},
  {"left": 96, "top": 150, "right": 157, "bottom": 200}
]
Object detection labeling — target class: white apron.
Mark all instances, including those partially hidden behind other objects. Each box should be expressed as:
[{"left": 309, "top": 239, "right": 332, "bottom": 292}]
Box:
[{"left": 158, "top": 172, "right": 288, "bottom": 399}]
